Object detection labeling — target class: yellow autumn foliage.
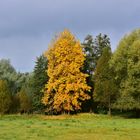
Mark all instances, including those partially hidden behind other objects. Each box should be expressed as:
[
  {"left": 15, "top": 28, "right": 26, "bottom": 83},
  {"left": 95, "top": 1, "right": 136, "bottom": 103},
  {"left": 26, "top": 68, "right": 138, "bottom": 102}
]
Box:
[{"left": 42, "top": 29, "right": 91, "bottom": 113}]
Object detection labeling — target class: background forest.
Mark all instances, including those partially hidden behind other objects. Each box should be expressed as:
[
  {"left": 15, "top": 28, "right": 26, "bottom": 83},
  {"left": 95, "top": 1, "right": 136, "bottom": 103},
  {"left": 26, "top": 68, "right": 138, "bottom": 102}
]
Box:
[{"left": 0, "top": 29, "right": 140, "bottom": 117}]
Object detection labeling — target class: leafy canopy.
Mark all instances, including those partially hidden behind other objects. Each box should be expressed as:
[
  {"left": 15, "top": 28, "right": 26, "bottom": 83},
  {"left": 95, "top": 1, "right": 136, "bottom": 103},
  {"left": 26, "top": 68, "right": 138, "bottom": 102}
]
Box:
[
  {"left": 110, "top": 29, "right": 140, "bottom": 110},
  {"left": 43, "top": 30, "right": 91, "bottom": 113}
]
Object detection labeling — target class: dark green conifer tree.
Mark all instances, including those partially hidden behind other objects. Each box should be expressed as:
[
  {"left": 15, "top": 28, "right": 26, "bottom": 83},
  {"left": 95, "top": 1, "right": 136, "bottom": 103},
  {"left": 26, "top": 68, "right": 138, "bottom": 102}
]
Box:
[
  {"left": 32, "top": 55, "right": 48, "bottom": 112},
  {"left": 82, "top": 34, "right": 111, "bottom": 112}
]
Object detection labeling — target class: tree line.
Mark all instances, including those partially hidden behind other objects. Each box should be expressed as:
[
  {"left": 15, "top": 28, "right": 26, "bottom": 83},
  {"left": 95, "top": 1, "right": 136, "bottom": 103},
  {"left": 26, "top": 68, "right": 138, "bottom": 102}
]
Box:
[{"left": 0, "top": 29, "right": 140, "bottom": 117}]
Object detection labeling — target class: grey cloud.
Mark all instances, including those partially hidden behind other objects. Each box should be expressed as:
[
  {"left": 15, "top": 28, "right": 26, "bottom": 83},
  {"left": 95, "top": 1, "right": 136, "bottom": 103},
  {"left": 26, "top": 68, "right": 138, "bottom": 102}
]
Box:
[{"left": 0, "top": 0, "right": 140, "bottom": 71}]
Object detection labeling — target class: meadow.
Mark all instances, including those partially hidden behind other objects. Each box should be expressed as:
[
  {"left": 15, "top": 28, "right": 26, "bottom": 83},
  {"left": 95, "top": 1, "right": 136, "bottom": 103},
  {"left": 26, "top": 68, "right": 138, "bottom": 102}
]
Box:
[{"left": 0, "top": 113, "right": 140, "bottom": 140}]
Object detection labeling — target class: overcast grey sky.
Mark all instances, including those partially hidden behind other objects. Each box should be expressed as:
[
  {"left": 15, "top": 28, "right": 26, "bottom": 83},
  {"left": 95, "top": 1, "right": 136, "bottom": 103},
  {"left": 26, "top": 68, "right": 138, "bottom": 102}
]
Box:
[{"left": 0, "top": 0, "right": 140, "bottom": 72}]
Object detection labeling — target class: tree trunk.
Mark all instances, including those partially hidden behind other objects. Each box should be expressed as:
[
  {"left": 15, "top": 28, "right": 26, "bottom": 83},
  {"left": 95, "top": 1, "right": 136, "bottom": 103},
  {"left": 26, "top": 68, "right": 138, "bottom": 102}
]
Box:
[
  {"left": 136, "top": 109, "right": 140, "bottom": 118},
  {"left": 108, "top": 95, "right": 111, "bottom": 116}
]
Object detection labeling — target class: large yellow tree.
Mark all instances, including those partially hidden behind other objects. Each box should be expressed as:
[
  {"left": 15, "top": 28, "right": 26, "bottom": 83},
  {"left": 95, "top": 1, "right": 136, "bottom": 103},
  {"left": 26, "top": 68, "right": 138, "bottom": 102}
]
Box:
[{"left": 42, "top": 30, "right": 91, "bottom": 113}]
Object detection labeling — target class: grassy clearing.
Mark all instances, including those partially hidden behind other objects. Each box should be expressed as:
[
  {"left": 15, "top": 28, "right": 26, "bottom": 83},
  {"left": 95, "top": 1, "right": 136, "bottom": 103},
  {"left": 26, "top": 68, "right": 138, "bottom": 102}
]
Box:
[{"left": 0, "top": 113, "right": 140, "bottom": 140}]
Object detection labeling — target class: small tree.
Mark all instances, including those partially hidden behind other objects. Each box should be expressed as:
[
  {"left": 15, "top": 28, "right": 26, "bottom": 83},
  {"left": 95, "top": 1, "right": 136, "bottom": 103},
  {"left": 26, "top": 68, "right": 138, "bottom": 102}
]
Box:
[
  {"left": 0, "top": 80, "right": 12, "bottom": 114},
  {"left": 17, "top": 89, "right": 32, "bottom": 113},
  {"left": 43, "top": 30, "right": 91, "bottom": 114}
]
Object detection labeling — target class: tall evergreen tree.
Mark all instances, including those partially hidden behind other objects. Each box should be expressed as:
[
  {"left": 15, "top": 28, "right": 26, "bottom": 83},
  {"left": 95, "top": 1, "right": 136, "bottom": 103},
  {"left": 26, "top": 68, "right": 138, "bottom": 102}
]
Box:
[
  {"left": 82, "top": 35, "right": 95, "bottom": 111},
  {"left": 82, "top": 34, "right": 111, "bottom": 111},
  {"left": 82, "top": 34, "right": 111, "bottom": 77},
  {"left": 82, "top": 35, "right": 95, "bottom": 76},
  {"left": 94, "top": 48, "right": 117, "bottom": 115},
  {"left": 94, "top": 33, "right": 111, "bottom": 60},
  {"left": 32, "top": 55, "right": 48, "bottom": 112}
]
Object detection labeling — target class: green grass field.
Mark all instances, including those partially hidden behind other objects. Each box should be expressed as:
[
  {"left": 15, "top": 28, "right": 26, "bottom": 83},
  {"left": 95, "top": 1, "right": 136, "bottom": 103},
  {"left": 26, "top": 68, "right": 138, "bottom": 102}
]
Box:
[{"left": 0, "top": 113, "right": 140, "bottom": 140}]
